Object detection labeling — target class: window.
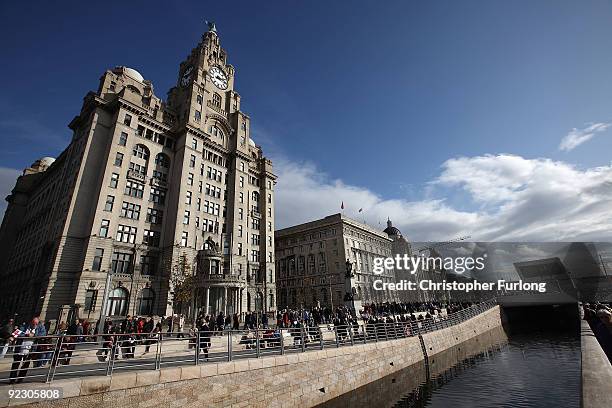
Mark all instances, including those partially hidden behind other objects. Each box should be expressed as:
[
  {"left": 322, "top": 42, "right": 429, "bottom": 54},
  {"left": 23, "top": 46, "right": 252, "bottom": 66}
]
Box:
[
  {"left": 137, "top": 288, "right": 155, "bottom": 315},
  {"left": 180, "top": 231, "right": 188, "bottom": 247},
  {"left": 239, "top": 176, "right": 244, "bottom": 187},
  {"left": 111, "top": 252, "right": 133, "bottom": 274},
  {"left": 183, "top": 210, "right": 190, "bottom": 225},
  {"left": 210, "top": 125, "right": 225, "bottom": 142},
  {"left": 252, "top": 192, "right": 260, "bottom": 211},
  {"left": 110, "top": 173, "right": 119, "bottom": 188},
  {"left": 155, "top": 153, "right": 170, "bottom": 168},
  {"left": 120, "top": 201, "right": 141, "bottom": 219},
  {"left": 99, "top": 219, "right": 110, "bottom": 237},
  {"left": 124, "top": 114, "right": 132, "bottom": 126},
  {"left": 92, "top": 248, "right": 104, "bottom": 271},
  {"left": 251, "top": 250, "right": 260, "bottom": 262},
  {"left": 185, "top": 191, "right": 192, "bottom": 205},
  {"left": 107, "top": 287, "right": 129, "bottom": 316},
  {"left": 114, "top": 152, "right": 124, "bottom": 166},
  {"left": 149, "top": 187, "right": 166, "bottom": 204},
  {"left": 239, "top": 192, "right": 244, "bottom": 203},
  {"left": 187, "top": 173, "right": 194, "bottom": 185},
  {"left": 140, "top": 255, "right": 157, "bottom": 276},
  {"left": 239, "top": 208, "right": 244, "bottom": 220},
  {"left": 133, "top": 144, "right": 149, "bottom": 160},
  {"left": 143, "top": 230, "right": 160, "bottom": 247},
  {"left": 212, "top": 93, "right": 221, "bottom": 108},
  {"left": 152, "top": 170, "right": 167, "bottom": 182},
  {"left": 268, "top": 194, "right": 272, "bottom": 204},
  {"left": 238, "top": 243, "right": 243, "bottom": 256},
  {"left": 252, "top": 218, "right": 260, "bottom": 230},
  {"left": 238, "top": 225, "right": 243, "bottom": 237},
  {"left": 104, "top": 195, "right": 115, "bottom": 211},
  {"left": 84, "top": 289, "right": 98, "bottom": 312},
  {"left": 147, "top": 208, "right": 163, "bottom": 224},
  {"left": 251, "top": 234, "right": 260, "bottom": 245},
  {"left": 268, "top": 221, "right": 272, "bottom": 232},
  {"left": 129, "top": 162, "right": 146, "bottom": 176},
  {"left": 196, "top": 94, "right": 203, "bottom": 105},
  {"left": 125, "top": 180, "right": 144, "bottom": 198},
  {"left": 116, "top": 224, "right": 137, "bottom": 243},
  {"left": 194, "top": 110, "right": 201, "bottom": 122},
  {"left": 240, "top": 161, "right": 245, "bottom": 172},
  {"left": 190, "top": 155, "right": 196, "bottom": 168},
  {"left": 119, "top": 132, "right": 128, "bottom": 146}
]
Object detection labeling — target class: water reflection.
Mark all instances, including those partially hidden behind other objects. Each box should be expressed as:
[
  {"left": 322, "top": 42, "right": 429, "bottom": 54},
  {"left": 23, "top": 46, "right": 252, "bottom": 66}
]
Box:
[{"left": 320, "top": 325, "right": 580, "bottom": 408}]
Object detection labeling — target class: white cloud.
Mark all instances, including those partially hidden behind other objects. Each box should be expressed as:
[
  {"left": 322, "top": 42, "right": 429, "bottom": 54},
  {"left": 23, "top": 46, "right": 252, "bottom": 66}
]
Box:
[
  {"left": 0, "top": 167, "right": 20, "bottom": 219},
  {"left": 274, "top": 154, "right": 612, "bottom": 242},
  {"left": 559, "top": 122, "right": 611, "bottom": 152}
]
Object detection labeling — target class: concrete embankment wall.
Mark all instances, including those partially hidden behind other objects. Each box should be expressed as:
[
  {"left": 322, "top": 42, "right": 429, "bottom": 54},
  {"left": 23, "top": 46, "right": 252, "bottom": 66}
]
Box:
[
  {"left": 8, "top": 306, "right": 503, "bottom": 408},
  {"left": 581, "top": 320, "right": 612, "bottom": 408}
]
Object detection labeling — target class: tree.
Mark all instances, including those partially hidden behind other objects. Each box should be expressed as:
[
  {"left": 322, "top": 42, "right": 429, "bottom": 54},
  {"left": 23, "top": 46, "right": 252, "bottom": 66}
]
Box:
[{"left": 170, "top": 254, "right": 195, "bottom": 315}]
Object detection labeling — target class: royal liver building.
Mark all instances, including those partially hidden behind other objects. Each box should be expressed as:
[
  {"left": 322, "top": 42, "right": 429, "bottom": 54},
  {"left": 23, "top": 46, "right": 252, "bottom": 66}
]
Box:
[{"left": 0, "top": 23, "right": 277, "bottom": 323}]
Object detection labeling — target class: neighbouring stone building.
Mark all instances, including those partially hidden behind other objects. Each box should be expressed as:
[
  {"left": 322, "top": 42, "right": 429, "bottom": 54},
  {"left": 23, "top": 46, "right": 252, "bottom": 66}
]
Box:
[
  {"left": 0, "top": 23, "right": 276, "bottom": 324},
  {"left": 275, "top": 214, "right": 400, "bottom": 311}
]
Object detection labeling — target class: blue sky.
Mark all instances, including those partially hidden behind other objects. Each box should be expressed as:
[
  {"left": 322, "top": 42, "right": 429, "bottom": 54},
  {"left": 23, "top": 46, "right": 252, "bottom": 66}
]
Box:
[{"left": 1, "top": 1, "right": 612, "bottom": 241}]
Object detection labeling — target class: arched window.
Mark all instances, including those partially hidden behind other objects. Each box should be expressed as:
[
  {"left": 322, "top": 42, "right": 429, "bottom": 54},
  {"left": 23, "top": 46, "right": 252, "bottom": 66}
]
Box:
[
  {"left": 133, "top": 144, "right": 149, "bottom": 160},
  {"left": 212, "top": 93, "right": 221, "bottom": 108},
  {"left": 154, "top": 153, "right": 170, "bottom": 168},
  {"left": 137, "top": 288, "right": 155, "bottom": 315},
  {"left": 107, "top": 287, "right": 129, "bottom": 316},
  {"left": 209, "top": 125, "right": 225, "bottom": 142},
  {"left": 321, "top": 288, "right": 328, "bottom": 303}
]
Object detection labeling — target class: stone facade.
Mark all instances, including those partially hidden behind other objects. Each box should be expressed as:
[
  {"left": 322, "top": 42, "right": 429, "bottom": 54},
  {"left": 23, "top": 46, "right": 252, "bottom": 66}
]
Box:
[
  {"left": 0, "top": 25, "right": 276, "bottom": 323},
  {"left": 275, "top": 214, "right": 399, "bottom": 311},
  {"left": 0, "top": 306, "right": 503, "bottom": 408}
]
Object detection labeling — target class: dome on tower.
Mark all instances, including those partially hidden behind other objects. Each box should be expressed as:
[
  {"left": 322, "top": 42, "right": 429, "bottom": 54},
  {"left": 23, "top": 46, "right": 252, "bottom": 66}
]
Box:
[
  {"left": 123, "top": 67, "right": 144, "bottom": 82},
  {"left": 113, "top": 66, "right": 144, "bottom": 82},
  {"left": 383, "top": 218, "right": 402, "bottom": 237}
]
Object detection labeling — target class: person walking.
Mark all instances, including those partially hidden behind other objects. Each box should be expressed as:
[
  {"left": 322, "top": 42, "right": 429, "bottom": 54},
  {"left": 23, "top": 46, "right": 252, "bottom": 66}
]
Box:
[
  {"left": 9, "top": 317, "right": 44, "bottom": 384},
  {"left": 197, "top": 320, "right": 211, "bottom": 361}
]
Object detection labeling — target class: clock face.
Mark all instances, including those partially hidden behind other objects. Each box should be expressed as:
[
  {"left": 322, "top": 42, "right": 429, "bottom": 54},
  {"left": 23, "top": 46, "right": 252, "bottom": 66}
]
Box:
[
  {"left": 209, "top": 66, "right": 228, "bottom": 90},
  {"left": 181, "top": 66, "right": 193, "bottom": 87}
]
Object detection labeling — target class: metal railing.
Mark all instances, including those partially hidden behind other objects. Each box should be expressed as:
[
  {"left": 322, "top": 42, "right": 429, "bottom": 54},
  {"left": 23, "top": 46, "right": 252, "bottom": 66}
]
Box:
[{"left": 0, "top": 300, "right": 496, "bottom": 385}]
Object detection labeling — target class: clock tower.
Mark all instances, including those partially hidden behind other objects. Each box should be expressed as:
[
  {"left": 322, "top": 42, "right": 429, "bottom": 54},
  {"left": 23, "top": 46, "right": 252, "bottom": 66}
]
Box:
[{"left": 164, "top": 22, "right": 276, "bottom": 318}]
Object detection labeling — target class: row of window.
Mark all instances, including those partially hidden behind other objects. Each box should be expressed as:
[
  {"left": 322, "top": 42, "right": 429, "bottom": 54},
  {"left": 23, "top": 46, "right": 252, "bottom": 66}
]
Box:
[
  {"left": 99, "top": 220, "right": 160, "bottom": 247},
  {"left": 92, "top": 248, "right": 158, "bottom": 276}
]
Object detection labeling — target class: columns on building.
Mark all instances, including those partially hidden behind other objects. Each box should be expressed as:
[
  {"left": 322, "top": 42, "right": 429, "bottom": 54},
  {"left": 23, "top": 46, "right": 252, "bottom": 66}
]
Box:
[{"left": 205, "top": 287, "right": 210, "bottom": 316}]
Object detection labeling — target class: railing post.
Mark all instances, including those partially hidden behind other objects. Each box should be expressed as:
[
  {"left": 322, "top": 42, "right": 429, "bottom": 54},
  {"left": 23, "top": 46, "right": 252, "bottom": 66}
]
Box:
[
  {"left": 256, "top": 329, "right": 261, "bottom": 358},
  {"left": 48, "top": 335, "right": 63, "bottom": 382},
  {"left": 319, "top": 327, "right": 324, "bottom": 350},
  {"left": 155, "top": 332, "right": 162, "bottom": 370},
  {"left": 195, "top": 331, "right": 200, "bottom": 365},
  {"left": 300, "top": 326, "right": 305, "bottom": 352},
  {"left": 349, "top": 326, "right": 354, "bottom": 346},
  {"left": 228, "top": 331, "right": 233, "bottom": 362},
  {"left": 280, "top": 329, "right": 285, "bottom": 355},
  {"left": 373, "top": 324, "right": 378, "bottom": 342}
]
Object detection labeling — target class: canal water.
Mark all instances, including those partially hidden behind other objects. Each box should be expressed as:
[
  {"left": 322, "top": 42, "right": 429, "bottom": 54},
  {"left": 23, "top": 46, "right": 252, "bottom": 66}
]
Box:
[{"left": 321, "top": 307, "right": 581, "bottom": 408}]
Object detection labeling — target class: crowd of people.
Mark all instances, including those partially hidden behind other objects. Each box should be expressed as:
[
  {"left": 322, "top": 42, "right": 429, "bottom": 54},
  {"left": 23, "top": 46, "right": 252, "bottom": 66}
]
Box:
[
  {"left": 583, "top": 302, "right": 612, "bottom": 362},
  {"left": 1, "top": 300, "right": 479, "bottom": 383}
]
